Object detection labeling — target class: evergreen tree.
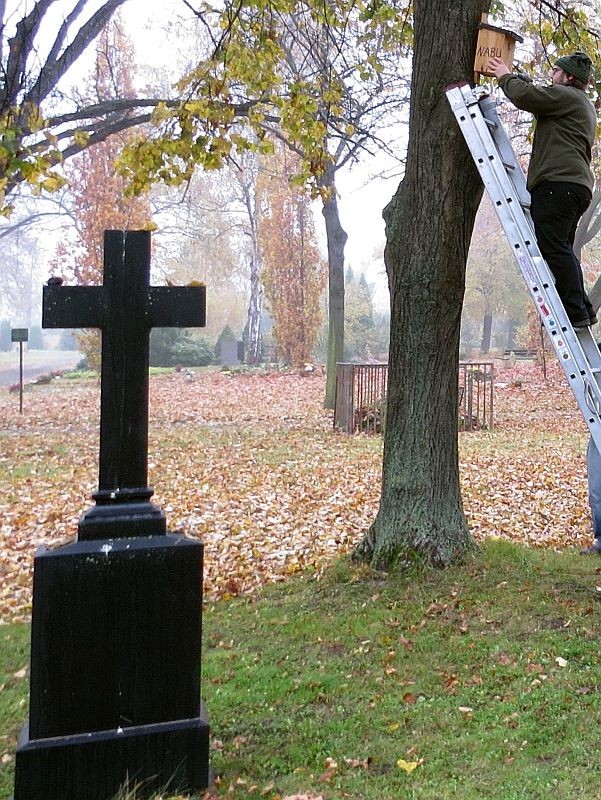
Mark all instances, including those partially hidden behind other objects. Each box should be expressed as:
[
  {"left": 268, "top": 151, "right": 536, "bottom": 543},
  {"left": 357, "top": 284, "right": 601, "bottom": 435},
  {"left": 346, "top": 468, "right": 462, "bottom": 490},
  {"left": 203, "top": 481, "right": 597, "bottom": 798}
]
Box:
[
  {"left": 344, "top": 271, "right": 376, "bottom": 360},
  {"left": 29, "top": 326, "right": 43, "bottom": 349}
]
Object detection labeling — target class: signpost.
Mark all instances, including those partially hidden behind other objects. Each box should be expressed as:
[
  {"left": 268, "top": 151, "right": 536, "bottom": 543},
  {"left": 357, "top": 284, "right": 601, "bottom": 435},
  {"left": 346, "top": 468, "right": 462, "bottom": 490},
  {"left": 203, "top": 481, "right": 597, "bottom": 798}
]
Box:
[{"left": 11, "top": 327, "right": 28, "bottom": 413}]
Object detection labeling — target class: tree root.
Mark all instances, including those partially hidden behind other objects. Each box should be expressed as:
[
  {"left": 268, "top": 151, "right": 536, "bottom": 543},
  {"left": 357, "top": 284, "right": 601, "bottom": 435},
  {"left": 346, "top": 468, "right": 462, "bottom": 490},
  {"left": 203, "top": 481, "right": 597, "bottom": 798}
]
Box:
[{"left": 351, "top": 523, "right": 376, "bottom": 563}]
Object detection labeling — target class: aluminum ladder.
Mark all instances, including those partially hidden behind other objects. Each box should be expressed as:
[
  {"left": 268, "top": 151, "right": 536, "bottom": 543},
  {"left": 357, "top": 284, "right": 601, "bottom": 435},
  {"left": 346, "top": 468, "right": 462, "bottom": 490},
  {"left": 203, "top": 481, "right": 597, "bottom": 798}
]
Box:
[{"left": 446, "top": 82, "right": 601, "bottom": 452}]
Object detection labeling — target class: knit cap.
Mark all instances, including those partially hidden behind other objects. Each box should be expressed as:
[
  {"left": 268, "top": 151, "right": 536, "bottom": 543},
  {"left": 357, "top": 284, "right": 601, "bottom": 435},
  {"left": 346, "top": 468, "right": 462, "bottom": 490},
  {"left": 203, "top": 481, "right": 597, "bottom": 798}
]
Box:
[{"left": 555, "top": 51, "right": 592, "bottom": 84}]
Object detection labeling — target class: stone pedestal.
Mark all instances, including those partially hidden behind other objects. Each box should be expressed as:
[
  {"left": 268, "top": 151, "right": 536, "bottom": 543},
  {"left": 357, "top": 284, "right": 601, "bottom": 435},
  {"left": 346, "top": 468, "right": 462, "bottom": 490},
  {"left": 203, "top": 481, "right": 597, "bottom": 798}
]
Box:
[{"left": 14, "top": 533, "right": 210, "bottom": 799}]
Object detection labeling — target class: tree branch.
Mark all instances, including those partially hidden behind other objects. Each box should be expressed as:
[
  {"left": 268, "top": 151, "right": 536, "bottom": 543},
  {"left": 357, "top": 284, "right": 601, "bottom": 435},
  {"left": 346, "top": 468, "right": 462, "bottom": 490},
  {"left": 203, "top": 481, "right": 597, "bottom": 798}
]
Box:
[
  {"left": 2, "top": 0, "right": 58, "bottom": 108},
  {"left": 43, "top": 0, "right": 90, "bottom": 79},
  {"left": 44, "top": 97, "right": 177, "bottom": 128},
  {"left": 23, "top": 0, "right": 129, "bottom": 108}
]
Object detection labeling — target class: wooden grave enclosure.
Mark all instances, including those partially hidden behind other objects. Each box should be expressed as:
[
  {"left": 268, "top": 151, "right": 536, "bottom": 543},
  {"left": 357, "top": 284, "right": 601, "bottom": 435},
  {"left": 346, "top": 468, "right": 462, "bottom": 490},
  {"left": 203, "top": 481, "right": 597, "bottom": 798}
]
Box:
[{"left": 334, "top": 361, "right": 494, "bottom": 435}]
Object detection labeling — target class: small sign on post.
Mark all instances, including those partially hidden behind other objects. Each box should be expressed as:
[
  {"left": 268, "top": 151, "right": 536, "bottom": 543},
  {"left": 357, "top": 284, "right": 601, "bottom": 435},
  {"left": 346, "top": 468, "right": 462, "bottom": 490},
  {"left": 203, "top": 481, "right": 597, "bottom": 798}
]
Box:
[
  {"left": 11, "top": 328, "right": 28, "bottom": 413},
  {"left": 11, "top": 328, "right": 29, "bottom": 342}
]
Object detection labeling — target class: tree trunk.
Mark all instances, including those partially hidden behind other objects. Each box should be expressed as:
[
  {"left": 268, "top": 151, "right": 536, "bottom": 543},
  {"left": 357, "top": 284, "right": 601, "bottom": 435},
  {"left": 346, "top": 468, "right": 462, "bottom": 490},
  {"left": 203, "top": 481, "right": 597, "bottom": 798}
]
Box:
[
  {"left": 574, "top": 189, "right": 601, "bottom": 260},
  {"left": 354, "top": 0, "right": 484, "bottom": 569},
  {"left": 590, "top": 279, "right": 601, "bottom": 316},
  {"left": 321, "top": 166, "right": 348, "bottom": 409},
  {"left": 246, "top": 255, "right": 264, "bottom": 364},
  {"left": 241, "top": 170, "right": 264, "bottom": 365},
  {"left": 506, "top": 319, "right": 518, "bottom": 351},
  {"left": 480, "top": 310, "right": 492, "bottom": 353}
]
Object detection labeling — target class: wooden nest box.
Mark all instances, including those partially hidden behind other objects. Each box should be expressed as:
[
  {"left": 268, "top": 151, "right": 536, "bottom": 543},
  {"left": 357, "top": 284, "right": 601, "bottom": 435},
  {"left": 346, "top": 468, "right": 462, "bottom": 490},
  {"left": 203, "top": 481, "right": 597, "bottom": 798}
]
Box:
[{"left": 474, "top": 14, "right": 523, "bottom": 79}]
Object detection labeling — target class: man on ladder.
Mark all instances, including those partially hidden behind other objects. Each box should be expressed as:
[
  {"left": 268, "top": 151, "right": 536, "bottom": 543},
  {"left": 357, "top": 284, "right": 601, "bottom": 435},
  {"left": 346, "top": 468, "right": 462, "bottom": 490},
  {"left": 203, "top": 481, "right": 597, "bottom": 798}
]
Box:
[
  {"left": 485, "top": 51, "right": 597, "bottom": 329},
  {"left": 485, "top": 51, "right": 601, "bottom": 553}
]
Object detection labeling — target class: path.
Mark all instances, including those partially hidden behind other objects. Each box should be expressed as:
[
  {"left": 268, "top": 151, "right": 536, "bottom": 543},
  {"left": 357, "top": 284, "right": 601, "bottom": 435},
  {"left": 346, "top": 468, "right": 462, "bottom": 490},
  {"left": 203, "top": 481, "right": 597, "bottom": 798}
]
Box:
[{"left": 0, "top": 350, "right": 81, "bottom": 387}]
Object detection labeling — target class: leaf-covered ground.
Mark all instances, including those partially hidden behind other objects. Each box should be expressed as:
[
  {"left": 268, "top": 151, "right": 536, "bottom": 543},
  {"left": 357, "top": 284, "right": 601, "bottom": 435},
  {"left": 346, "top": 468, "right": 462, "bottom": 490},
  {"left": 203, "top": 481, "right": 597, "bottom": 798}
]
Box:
[{"left": 0, "top": 362, "right": 593, "bottom": 624}]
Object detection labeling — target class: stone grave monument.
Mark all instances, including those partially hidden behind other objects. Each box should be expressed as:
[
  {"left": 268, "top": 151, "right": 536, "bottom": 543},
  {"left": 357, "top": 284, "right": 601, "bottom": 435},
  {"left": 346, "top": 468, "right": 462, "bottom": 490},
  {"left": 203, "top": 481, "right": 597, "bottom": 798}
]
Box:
[{"left": 13, "top": 230, "right": 210, "bottom": 799}]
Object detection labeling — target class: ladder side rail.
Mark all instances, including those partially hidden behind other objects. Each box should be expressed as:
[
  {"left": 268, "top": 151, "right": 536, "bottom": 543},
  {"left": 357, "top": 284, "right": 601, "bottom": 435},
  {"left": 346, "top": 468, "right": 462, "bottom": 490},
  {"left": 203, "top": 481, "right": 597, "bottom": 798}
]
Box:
[
  {"left": 450, "top": 87, "right": 533, "bottom": 229},
  {"left": 575, "top": 326, "right": 601, "bottom": 368},
  {"left": 464, "top": 100, "right": 601, "bottom": 380},
  {"left": 478, "top": 95, "right": 532, "bottom": 211},
  {"left": 449, "top": 86, "right": 592, "bottom": 354},
  {"left": 447, "top": 85, "right": 601, "bottom": 451},
  {"left": 453, "top": 88, "right": 539, "bottom": 254}
]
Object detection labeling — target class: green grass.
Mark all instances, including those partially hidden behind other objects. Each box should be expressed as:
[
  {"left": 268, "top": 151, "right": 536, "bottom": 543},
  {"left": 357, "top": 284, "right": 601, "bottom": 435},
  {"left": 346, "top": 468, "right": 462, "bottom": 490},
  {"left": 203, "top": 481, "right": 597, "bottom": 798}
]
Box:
[
  {"left": 0, "top": 443, "right": 70, "bottom": 481},
  {"left": 61, "top": 369, "right": 98, "bottom": 380},
  {"left": 3, "top": 541, "right": 601, "bottom": 799},
  {"left": 61, "top": 367, "right": 175, "bottom": 380},
  {"left": 0, "top": 626, "right": 29, "bottom": 800}
]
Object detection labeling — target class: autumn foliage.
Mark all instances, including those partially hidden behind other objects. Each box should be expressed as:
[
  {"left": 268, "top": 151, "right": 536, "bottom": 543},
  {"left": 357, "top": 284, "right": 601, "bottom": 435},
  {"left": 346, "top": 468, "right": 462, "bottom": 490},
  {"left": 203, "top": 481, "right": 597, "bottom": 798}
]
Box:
[
  {"left": 0, "top": 360, "right": 596, "bottom": 624},
  {"left": 259, "top": 144, "right": 327, "bottom": 366}
]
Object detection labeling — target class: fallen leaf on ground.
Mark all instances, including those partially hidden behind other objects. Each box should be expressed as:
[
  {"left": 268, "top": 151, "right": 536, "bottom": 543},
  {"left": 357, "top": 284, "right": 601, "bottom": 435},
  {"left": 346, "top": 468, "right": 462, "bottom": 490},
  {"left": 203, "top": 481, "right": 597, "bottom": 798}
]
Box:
[
  {"left": 0, "top": 363, "right": 595, "bottom": 623},
  {"left": 397, "top": 758, "right": 420, "bottom": 773}
]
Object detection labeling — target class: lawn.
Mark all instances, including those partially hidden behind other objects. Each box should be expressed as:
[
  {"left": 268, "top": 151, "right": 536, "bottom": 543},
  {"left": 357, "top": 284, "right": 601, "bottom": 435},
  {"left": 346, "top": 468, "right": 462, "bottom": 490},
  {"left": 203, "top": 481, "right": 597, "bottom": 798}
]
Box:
[
  {"left": 0, "top": 360, "right": 599, "bottom": 799},
  {"left": 3, "top": 542, "right": 601, "bottom": 799}
]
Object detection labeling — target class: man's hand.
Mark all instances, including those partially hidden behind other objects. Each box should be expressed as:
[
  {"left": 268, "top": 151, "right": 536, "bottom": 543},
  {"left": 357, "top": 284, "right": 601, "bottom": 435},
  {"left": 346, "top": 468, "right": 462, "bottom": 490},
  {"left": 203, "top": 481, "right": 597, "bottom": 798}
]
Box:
[{"left": 484, "top": 56, "right": 511, "bottom": 79}]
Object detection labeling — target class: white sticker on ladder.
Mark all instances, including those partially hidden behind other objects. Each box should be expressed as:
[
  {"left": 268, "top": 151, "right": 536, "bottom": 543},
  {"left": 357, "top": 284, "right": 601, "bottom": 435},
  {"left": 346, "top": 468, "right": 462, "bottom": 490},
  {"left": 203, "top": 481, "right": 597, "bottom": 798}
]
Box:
[{"left": 517, "top": 255, "right": 537, "bottom": 284}]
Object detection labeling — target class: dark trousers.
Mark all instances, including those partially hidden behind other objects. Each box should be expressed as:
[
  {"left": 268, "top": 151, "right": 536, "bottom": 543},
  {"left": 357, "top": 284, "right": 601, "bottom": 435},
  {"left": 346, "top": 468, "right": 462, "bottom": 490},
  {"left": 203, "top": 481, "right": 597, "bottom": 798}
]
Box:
[{"left": 530, "top": 180, "right": 594, "bottom": 324}]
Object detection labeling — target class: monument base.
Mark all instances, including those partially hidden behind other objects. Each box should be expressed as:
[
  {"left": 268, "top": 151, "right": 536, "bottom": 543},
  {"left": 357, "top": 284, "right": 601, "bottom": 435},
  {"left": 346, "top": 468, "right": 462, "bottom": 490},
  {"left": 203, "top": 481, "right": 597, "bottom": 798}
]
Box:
[
  {"left": 14, "top": 709, "right": 210, "bottom": 800},
  {"left": 15, "top": 532, "right": 210, "bottom": 799}
]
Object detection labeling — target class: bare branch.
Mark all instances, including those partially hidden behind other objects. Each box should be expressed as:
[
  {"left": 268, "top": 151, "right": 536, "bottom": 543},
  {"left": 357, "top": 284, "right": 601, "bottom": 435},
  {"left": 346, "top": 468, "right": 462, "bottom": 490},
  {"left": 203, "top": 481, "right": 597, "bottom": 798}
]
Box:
[
  {"left": 44, "top": 0, "right": 89, "bottom": 72},
  {"left": 2, "top": 0, "right": 58, "bottom": 108},
  {"left": 44, "top": 98, "right": 177, "bottom": 127},
  {"left": 23, "top": 0, "right": 129, "bottom": 108}
]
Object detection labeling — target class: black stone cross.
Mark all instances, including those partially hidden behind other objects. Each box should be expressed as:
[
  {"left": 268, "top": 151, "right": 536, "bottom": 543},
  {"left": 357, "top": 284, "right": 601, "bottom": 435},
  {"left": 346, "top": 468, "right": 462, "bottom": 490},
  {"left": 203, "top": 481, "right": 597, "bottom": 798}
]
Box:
[{"left": 43, "top": 230, "right": 206, "bottom": 540}]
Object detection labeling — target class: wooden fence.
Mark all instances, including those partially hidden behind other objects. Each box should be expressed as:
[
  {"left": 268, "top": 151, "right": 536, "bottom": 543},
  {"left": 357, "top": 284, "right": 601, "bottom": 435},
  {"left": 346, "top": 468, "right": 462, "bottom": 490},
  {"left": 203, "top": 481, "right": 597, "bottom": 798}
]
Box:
[
  {"left": 334, "top": 361, "right": 494, "bottom": 434},
  {"left": 458, "top": 362, "right": 494, "bottom": 431}
]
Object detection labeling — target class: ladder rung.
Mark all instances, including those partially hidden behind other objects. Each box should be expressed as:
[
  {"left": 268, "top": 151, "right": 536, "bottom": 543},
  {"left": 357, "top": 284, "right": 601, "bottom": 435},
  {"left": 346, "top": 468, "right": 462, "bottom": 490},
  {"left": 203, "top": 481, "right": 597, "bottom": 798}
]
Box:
[
  {"left": 502, "top": 161, "right": 515, "bottom": 171},
  {"left": 484, "top": 118, "right": 497, "bottom": 130}
]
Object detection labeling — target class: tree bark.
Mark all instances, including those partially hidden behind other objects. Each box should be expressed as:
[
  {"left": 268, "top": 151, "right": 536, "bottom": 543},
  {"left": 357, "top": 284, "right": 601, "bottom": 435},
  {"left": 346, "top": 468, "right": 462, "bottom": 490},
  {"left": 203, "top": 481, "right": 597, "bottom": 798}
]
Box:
[
  {"left": 246, "top": 256, "right": 264, "bottom": 364},
  {"left": 354, "top": 0, "right": 484, "bottom": 569},
  {"left": 321, "top": 166, "right": 348, "bottom": 409},
  {"left": 574, "top": 189, "right": 601, "bottom": 260},
  {"left": 240, "top": 171, "right": 264, "bottom": 364},
  {"left": 480, "top": 310, "right": 492, "bottom": 353}
]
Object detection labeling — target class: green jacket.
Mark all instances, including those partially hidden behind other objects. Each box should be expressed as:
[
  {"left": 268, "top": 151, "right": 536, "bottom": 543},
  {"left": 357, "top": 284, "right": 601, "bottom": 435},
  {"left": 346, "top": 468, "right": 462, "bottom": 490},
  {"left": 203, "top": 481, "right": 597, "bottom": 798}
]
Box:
[{"left": 498, "top": 74, "right": 596, "bottom": 192}]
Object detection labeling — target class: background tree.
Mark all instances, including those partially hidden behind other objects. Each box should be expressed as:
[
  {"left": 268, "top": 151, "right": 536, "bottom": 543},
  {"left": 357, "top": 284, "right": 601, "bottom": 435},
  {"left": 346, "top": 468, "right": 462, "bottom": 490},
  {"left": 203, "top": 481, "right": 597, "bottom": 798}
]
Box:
[
  {"left": 465, "top": 197, "right": 528, "bottom": 353},
  {"left": 119, "top": 0, "right": 412, "bottom": 405},
  {"left": 235, "top": 155, "right": 265, "bottom": 365},
  {"left": 0, "top": 0, "right": 180, "bottom": 211},
  {"left": 0, "top": 222, "right": 46, "bottom": 326},
  {"left": 353, "top": 0, "right": 486, "bottom": 568},
  {"left": 344, "top": 267, "right": 377, "bottom": 360},
  {"left": 259, "top": 144, "right": 327, "bottom": 366},
  {"left": 50, "top": 18, "right": 152, "bottom": 369}
]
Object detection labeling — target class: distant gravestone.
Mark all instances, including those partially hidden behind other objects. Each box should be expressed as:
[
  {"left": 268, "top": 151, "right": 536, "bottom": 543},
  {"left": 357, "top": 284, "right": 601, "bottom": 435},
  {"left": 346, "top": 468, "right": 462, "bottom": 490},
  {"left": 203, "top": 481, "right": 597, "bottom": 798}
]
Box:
[
  {"left": 14, "top": 231, "right": 210, "bottom": 800},
  {"left": 220, "top": 338, "right": 243, "bottom": 366}
]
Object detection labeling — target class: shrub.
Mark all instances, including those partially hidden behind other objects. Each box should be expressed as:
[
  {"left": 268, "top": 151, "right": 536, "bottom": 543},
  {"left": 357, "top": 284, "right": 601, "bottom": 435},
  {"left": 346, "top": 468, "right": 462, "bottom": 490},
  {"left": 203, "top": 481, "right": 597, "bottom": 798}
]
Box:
[{"left": 150, "top": 328, "right": 212, "bottom": 367}]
